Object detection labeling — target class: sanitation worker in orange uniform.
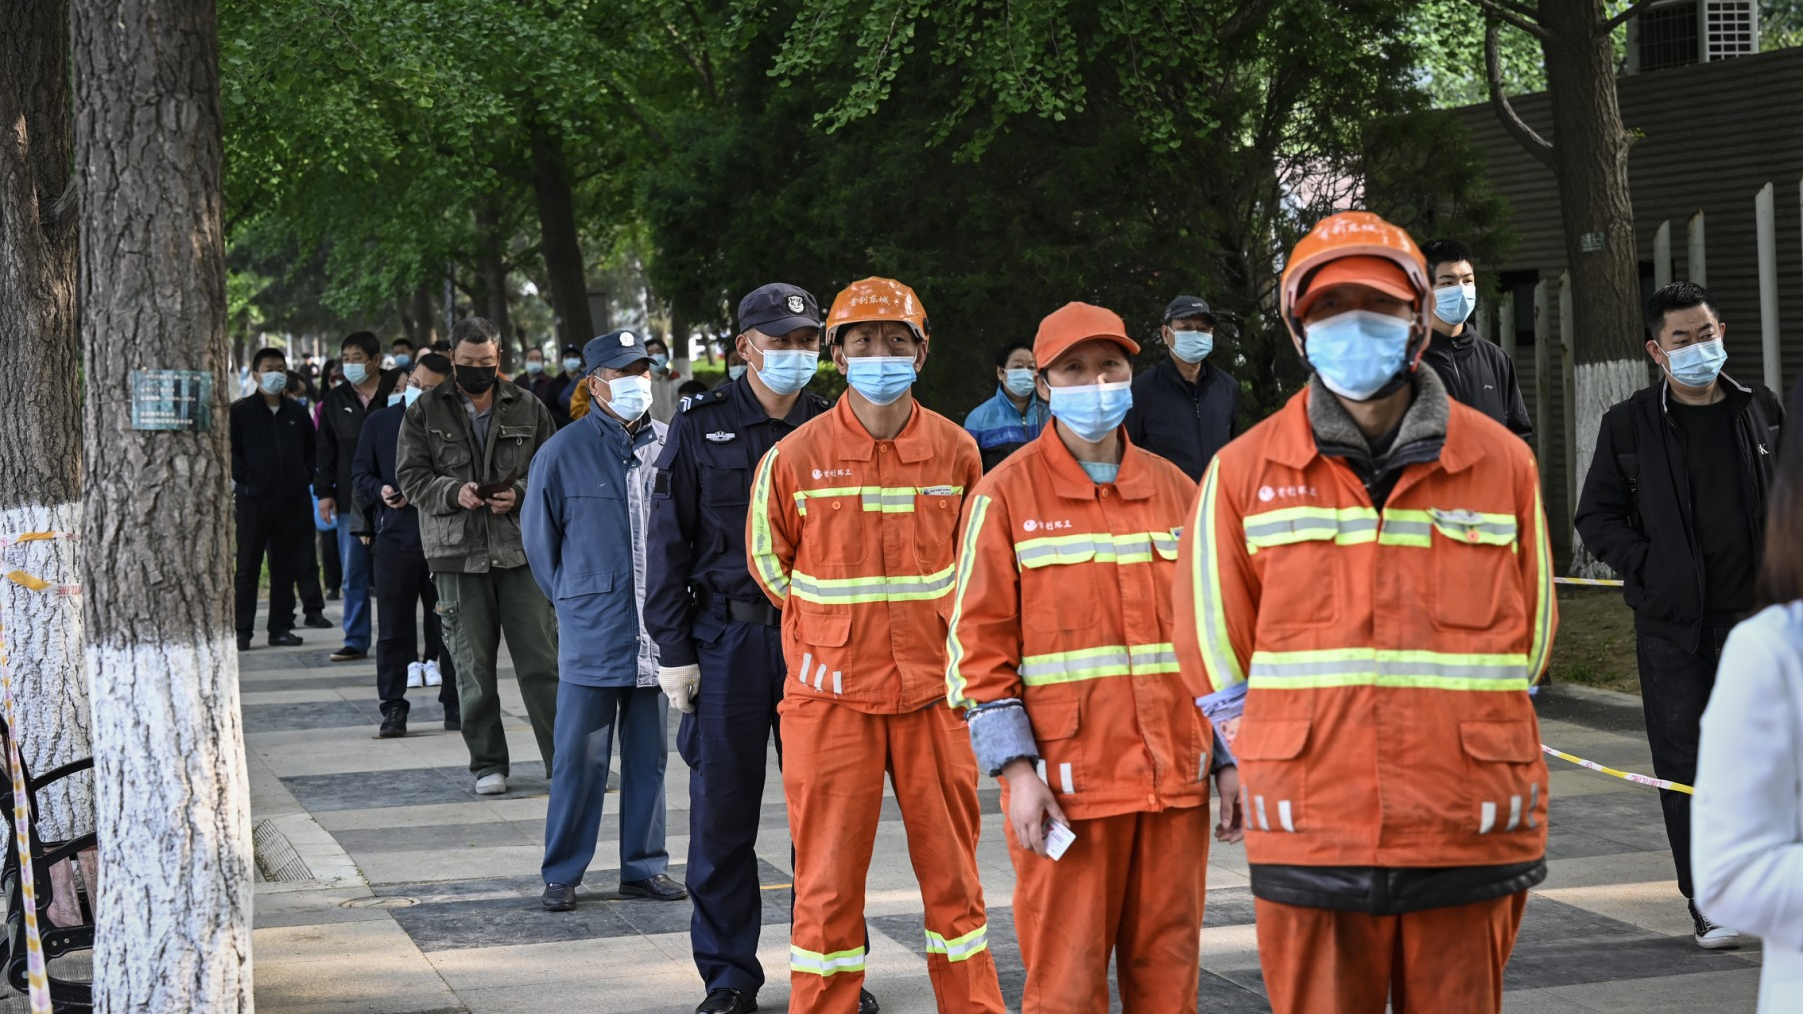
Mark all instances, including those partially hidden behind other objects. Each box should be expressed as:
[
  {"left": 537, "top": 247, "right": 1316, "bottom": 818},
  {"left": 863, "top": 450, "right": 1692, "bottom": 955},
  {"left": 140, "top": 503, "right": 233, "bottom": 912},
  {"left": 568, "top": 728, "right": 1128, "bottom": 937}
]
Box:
[
  {"left": 946, "top": 301, "right": 1245, "bottom": 1013},
  {"left": 1174, "top": 211, "right": 1557, "bottom": 1014},
  {"left": 747, "top": 278, "right": 1005, "bottom": 1014}
]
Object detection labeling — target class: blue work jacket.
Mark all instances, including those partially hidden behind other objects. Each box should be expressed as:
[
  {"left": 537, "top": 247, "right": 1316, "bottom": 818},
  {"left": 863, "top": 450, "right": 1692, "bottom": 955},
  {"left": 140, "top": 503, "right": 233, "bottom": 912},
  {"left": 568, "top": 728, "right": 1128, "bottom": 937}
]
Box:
[
  {"left": 523, "top": 406, "right": 667, "bottom": 687},
  {"left": 963, "top": 386, "right": 1050, "bottom": 472}
]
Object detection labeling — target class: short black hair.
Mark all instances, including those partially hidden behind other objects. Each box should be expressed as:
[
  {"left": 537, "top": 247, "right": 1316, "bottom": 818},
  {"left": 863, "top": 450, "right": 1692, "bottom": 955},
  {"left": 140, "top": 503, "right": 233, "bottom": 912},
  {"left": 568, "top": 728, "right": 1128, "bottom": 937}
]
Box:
[
  {"left": 994, "top": 341, "right": 1033, "bottom": 370},
  {"left": 1419, "top": 239, "right": 1472, "bottom": 280},
  {"left": 524, "top": 346, "right": 546, "bottom": 359},
  {"left": 451, "top": 317, "right": 500, "bottom": 346},
  {"left": 341, "top": 330, "right": 381, "bottom": 359},
  {"left": 417, "top": 352, "right": 453, "bottom": 376},
  {"left": 1645, "top": 281, "right": 1720, "bottom": 337},
  {"left": 678, "top": 380, "right": 708, "bottom": 398},
  {"left": 645, "top": 337, "right": 669, "bottom": 354},
  {"left": 252, "top": 346, "right": 286, "bottom": 371},
  {"left": 431, "top": 340, "right": 451, "bottom": 353},
  {"left": 392, "top": 337, "right": 414, "bottom": 352}
]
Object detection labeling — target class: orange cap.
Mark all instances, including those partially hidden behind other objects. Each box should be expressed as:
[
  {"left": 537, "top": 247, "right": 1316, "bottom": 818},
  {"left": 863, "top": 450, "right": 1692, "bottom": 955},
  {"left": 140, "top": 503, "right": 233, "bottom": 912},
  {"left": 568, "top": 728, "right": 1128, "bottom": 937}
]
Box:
[
  {"left": 825, "top": 277, "right": 929, "bottom": 344},
  {"left": 1034, "top": 302, "right": 1141, "bottom": 367},
  {"left": 1279, "top": 211, "right": 1430, "bottom": 344},
  {"left": 1291, "top": 256, "right": 1418, "bottom": 317}
]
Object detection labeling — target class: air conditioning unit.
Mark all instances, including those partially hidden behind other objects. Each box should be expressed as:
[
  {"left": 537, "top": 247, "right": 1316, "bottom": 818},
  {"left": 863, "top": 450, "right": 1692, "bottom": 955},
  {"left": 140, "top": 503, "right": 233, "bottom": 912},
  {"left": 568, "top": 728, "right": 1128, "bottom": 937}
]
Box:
[{"left": 1626, "top": 0, "right": 1760, "bottom": 74}]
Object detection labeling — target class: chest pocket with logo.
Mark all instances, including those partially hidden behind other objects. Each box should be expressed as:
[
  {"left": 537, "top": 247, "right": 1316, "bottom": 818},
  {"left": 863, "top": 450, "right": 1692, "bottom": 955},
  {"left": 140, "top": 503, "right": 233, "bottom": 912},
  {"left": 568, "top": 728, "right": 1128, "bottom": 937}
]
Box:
[
  {"left": 797, "top": 477, "right": 871, "bottom": 568},
  {"left": 1429, "top": 508, "right": 1521, "bottom": 630},
  {"left": 1016, "top": 532, "right": 1102, "bottom": 635}
]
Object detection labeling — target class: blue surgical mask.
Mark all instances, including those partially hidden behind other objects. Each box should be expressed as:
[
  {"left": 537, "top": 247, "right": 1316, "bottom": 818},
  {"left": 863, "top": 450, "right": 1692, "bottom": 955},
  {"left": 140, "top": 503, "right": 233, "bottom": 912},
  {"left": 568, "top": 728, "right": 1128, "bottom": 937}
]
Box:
[
  {"left": 1433, "top": 284, "right": 1477, "bottom": 326},
  {"left": 1003, "top": 368, "right": 1036, "bottom": 398},
  {"left": 650, "top": 353, "right": 669, "bottom": 370},
  {"left": 1078, "top": 460, "right": 1120, "bottom": 484},
  {"left": 606, "top": 374, "right": 653, "bottom": 419},
  {"left": 728, "top": 364, "right": 748, "bottom": 381},
  {"left": 1664, "top": 338, "right": 1727, "bottom": 388},
  {"left": 393, "top": 353, "right": 412, "bottom": 370},
  {"left": 387, "top": 392, "right": 404, "bottom": 407},
  {"left": 342, "top": 362, "right": 369, "bottom": 385},
  {"left": 525, "top": 360, "right": 545, "bottom": 375},
  {"left": 752, "top": 349, "right": 818, "bottom": 396},
  {"left": 845, "top": 356, "right": 918, "bottom": 406},
  {"left": 259, "top": 371, "right": 287, "bottom": 396},
  {"left": 1304, "top": 310, "right": 1414, "bottom": 402},
  {"left": 1048, "top": 381, "right": 1133, "bottom": 443},
  {"left": 1170, "top": 330, "right": 1214, "bottom": 364},
  {"left": 403, "top": 385, "right": 426, "bottom": 408},
  {"left": 562, "top": 357, "right": 583, "bottom": 374}
]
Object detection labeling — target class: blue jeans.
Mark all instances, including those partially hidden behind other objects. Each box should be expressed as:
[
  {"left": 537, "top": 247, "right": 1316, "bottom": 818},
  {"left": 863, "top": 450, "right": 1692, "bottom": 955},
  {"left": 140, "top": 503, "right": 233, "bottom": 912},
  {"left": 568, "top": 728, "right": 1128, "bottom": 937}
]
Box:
[
  {"left": 335, "top": 512, "right": 372, "bottom": 651},
  {"left": 541, "top": 682, "right": 669, "bottom": 886}
]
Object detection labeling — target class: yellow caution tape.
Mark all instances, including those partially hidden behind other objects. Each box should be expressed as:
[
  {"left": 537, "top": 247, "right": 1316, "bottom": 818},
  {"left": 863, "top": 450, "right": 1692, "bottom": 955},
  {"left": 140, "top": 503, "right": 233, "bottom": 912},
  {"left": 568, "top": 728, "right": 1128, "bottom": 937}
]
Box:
[
  {"left": 1553, "top": 577, "right": 1625, "bottom": 588},
  {"left": 1542, "top": 744, "right": 1693, "bottom": 795}
]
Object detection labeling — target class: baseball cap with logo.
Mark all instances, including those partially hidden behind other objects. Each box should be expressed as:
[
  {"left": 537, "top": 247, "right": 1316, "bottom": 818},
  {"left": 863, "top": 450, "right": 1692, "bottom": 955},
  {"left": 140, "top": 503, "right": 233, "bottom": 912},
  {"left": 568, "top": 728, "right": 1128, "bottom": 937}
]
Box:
[
  {"left": 1162, "top": 295, "right": 1217, "bottom": 326},
  {"left": 737, "top": 283, "right": 821, "bottom": 338},
  {"left": 583, "top": 329, "right": 654, "bottom": 373}
]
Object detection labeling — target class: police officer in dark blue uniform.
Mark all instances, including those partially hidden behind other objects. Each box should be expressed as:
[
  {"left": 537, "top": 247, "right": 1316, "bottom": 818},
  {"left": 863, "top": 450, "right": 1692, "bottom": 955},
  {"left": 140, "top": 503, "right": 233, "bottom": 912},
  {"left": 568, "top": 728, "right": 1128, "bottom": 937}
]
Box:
[{"left": 647, "top": 284, "right": 878, "bottom": 1014}]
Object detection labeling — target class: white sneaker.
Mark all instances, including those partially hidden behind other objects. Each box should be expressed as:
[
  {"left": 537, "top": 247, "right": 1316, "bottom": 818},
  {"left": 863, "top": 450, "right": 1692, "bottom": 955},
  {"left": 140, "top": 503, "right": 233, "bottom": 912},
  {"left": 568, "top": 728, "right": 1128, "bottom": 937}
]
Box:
[
  {"left": 475, "top": 773, "right": 507, "bottom": 795},
  {"left": 422, "top": 660, "right": 443, "bottom": 687},
  {"left": 1690, "top": 901, "right": 1744, "bottom": 950},
  {"left": 406, "top": 662, "right": 425, "bottom": 689}
]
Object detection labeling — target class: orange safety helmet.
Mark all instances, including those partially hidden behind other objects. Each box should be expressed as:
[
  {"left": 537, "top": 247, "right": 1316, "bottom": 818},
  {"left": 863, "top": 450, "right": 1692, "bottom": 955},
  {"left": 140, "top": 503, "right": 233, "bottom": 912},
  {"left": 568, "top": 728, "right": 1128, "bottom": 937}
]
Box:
[
  {"left": 824, "top": 277, "right": 930, "bottom": 345},
  {"left": 1279, "top": 211, "right": 1433, "bottom": 359}
]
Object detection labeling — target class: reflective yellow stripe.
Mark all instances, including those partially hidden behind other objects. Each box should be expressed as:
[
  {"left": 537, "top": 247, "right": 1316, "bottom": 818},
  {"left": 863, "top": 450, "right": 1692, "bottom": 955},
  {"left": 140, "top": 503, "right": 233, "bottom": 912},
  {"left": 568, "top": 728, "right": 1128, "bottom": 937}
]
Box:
[
  {"left": 1248, "top": 648, "right": 1532, "bottom": 691},
  {"left": 1019, "top": 643, "right": 1178, "bottom": 685},
  {"left": 1377, "top": 509, "right": 1432, "bottom": 548},
  {"left": 790, "top": 944, "right": 866, "bottom": 976},
  {"left": 790, "top": 566, "right": 956, "bottom": 604},
  {"left": 1192, "top": 460, "right": 1246, "bottom": 691},
  {"left": 792, "top": 484, "right": 966, "bottom": 515},
  {"left": 1526, "top": 488, "right": 1554, "bottom": 682},
  {"left": 1241, "top": 506, "right": 1379, "bottom": 551},
  {"left": 1428, "top": 508, "right": 1519, "bottom": 546},
  {"left": 1014, "top": 530, "right": 1179, "bottom": 567},
  {"left": 747, "top": 447, "right": 790, "bottom": 602},
  {"left": 945, "top": 494, "right": 993, "bottom": 710},
  {"left": 924, "top": 924, "right": 990, "bottom": 962}
]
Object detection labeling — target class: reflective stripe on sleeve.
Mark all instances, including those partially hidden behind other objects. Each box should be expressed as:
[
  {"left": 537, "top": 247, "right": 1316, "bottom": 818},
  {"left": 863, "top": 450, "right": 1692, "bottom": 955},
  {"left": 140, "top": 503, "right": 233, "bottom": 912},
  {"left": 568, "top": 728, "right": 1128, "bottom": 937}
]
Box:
[
  {"left": 747, "top": 447, "right": 790, "bottom": 601},
  {"left": 1191, "top": 461, "right": 1246, "bottom": 692},
  {"left": 945, "top": 494, "right": 994, "bottom": 709},
  {"left": 1526, "top": 488, "right": 1555, "bottom": 681}
]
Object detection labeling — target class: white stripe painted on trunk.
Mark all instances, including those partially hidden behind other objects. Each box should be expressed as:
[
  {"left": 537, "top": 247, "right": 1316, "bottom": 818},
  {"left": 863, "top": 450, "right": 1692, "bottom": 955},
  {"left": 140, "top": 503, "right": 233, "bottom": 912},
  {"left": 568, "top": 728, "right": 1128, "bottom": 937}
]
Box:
[{"left": 1571, "top": 359, "right": 1649, "bottom": 578}]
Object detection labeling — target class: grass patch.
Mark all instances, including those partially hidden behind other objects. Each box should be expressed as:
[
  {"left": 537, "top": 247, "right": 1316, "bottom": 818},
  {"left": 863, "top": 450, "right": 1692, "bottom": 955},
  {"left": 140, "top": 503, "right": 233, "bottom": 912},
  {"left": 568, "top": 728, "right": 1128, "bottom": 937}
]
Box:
[{"left": 1548, "top": 587, "right": 1640, "bottom": 695}]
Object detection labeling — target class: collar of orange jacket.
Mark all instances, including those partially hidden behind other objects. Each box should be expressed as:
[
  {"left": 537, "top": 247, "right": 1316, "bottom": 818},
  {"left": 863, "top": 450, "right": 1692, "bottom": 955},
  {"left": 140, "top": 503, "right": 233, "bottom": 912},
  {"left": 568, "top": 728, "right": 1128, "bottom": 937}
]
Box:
[
  {"left": 829, "top": 392, "right": 936, "bottom": 463},
  {"left": 1036, "top": 422, "right": 1161, "bottom": 501}
]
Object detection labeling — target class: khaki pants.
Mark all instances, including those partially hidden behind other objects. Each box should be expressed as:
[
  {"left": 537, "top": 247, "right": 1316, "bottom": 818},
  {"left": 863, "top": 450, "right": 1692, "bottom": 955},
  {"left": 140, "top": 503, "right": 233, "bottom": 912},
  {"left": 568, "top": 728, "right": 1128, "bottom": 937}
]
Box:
[{"left": 434, "top": 566, "right": 559, "bottom": 778}]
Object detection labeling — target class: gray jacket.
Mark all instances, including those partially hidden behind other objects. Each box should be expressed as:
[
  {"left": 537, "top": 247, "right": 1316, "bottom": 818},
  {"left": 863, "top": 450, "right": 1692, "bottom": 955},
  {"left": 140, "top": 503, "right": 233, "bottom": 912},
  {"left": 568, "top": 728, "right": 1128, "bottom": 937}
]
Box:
[{"left": 396, "top": 378, "right": 557, "bottom": 573}]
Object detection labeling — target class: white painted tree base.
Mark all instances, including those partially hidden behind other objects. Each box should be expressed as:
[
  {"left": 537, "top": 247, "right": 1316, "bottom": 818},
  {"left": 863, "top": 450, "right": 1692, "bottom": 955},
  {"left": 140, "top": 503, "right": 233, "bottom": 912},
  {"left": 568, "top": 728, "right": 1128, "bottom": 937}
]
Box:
[
  {"left": 90, "top": 636, "right": 254, "bottom": 1012},
  {"left": 0, "top": 502, "right": 91, "bottom": 841},
  {"left": 1572, "top": 359, "right": 1649, "bottom": 579}
]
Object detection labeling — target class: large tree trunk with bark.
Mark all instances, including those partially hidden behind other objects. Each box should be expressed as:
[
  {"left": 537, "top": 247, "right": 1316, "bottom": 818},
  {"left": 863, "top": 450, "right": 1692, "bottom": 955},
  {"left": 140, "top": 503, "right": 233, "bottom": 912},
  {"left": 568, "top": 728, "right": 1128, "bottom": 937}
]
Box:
[
  {"left": 1538, "top": 0, "right": 1648, "bottom": 576},
  {"left": 475, "top": 201, "right": 515, "bottom": 366},
  {"left": 72, "top": 0, "right": 255, "bottom": 1009},
  {"left": 529, "top": 121, "right": 594, "bottom": 349},
  {"left": 403, "top": 280, "right": 438, "bottom": 349},
  {"left": 0, "top": 0, "right": 93, "bottom": 843}
]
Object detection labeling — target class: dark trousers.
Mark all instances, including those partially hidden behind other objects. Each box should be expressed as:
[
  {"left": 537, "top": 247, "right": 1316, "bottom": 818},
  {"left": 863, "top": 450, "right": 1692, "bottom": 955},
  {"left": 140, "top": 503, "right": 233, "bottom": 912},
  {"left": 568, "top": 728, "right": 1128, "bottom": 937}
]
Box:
[
  {"left": 320, "top": 526, "right": 342, "bottom": 594},
  {"left": 372, "top": 540, "right": 458, "bottom": 717},
  {"left": 541, "top": 683, "right": 669, "bottom": 886},
  {"left": 434, "top": 567, "right": 560, "bottom": 778},
  {"left": 1635, "top": 626, "right": 1732, "bottom": 899},
  {"left": 234, "top": 496, "right": 312, "bottom": 637},
  {"left": 296, "top": 549, "right": 325, "bottom": 615}
]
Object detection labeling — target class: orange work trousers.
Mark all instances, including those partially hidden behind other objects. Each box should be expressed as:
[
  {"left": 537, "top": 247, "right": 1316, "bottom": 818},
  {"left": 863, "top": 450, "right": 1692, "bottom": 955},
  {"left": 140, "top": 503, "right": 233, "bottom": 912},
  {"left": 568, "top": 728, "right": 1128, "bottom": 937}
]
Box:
[
  {"left": 1005, "top": 803, "right": 1210, "bottom": 1014},
  {"left": 780, "top": 696, "right": 1005, "bottom": 1014},
  {"left": 1254, "top": 891, "right": 1528, "bottom": 1014}
]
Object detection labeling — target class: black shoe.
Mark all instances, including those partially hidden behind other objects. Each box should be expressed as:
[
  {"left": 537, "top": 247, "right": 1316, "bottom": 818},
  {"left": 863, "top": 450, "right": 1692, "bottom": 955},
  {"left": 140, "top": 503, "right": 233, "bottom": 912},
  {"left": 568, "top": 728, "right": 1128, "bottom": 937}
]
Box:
[
  {"left": 618, "top": 873, "right": 688, "bottom": 901},
  {"left": 696, "top": 988, "right": 757, "bottom": 1014},
  {"left": 860, "top": 988, "right": 879, "bottom": 1014},
  {"left": 443, "top": 707, "right": 462, "bottom": 732},
  {"left": 541, "top": 883, "right": 577, "bottom": 912},
  {"left": 378, "top": 713, "right": 407, "bottom": 738},
  {"left": 237, "top": 635, "right": 252, "bottom": 651},
  {"left": 329, "top": 646, "right": 366, "bottom": 662},
  {"left": 268, "top": 632, "right": 303, "bottom": 647},
  {"left": 303, "top": 612, "right": 333, "bottom": 629},
  {"left": 326, "top": 589, "right": 341, "bottom": 601}
]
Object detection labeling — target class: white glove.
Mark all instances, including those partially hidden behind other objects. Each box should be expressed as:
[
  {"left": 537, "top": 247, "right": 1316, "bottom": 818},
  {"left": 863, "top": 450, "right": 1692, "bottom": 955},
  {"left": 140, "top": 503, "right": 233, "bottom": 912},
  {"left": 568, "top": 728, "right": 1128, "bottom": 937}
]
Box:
[{"left": 657, "top": 664, "right": 700, "bottom": 714}]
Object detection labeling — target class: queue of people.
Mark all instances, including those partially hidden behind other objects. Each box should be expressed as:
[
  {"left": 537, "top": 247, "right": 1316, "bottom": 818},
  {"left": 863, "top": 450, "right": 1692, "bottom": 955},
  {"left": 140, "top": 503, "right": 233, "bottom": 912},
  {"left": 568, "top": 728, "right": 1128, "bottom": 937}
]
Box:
[{"left": 223, "top": 205, "right": 1803, "bottom": 1012}]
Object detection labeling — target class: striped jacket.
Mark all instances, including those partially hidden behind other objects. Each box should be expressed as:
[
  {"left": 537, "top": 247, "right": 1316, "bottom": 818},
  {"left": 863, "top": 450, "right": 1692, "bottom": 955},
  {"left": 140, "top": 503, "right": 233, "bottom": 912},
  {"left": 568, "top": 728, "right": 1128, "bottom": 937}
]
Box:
[
  {"left": 1174, "top": 381, "right": 1557, "bottom": 872},
  {"left": 945, "top": 427, "right": 1210, "bottom": 821},
  {"left": 748, "top": 396, "right": 982, "bottom": 713}
]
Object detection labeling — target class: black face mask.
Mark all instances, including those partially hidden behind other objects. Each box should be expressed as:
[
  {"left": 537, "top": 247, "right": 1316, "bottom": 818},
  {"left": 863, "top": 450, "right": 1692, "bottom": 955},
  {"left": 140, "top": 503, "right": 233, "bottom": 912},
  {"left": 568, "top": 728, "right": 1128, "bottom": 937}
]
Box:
[{"left": 455, "top": 364, "right": 498, "bottom": 395}]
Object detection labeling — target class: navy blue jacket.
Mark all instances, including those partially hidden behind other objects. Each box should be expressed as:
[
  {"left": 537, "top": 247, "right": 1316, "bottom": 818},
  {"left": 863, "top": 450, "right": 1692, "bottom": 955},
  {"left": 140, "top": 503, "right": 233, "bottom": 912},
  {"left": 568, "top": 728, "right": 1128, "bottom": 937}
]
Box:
[
  {"left": 523, "top": 408, "right": 667, "bottom": 687},
  {"left": 644, "top": 377, "right": 830, "bottom": 667},
  {"left": 351, "top": 402, "right": 421, "bottom": 552},
  {"left": 1123, "top": 355, "right": 1239, "bottom": 481}
]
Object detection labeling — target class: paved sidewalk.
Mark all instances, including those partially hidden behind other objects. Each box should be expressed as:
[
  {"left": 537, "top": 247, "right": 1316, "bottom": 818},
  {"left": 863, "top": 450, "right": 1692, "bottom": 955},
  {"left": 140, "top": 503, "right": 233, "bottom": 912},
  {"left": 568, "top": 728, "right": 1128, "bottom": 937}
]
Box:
[{"left": 245, "top": 602, "right": 1762, "bottom": 1014}]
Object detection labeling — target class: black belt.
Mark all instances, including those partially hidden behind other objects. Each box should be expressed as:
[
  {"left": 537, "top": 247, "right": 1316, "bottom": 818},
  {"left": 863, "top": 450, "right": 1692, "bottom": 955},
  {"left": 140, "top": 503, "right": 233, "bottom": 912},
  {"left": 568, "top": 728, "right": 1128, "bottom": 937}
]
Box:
[{"left": 694, "top": 587, "right": 782, "bottom": 628}]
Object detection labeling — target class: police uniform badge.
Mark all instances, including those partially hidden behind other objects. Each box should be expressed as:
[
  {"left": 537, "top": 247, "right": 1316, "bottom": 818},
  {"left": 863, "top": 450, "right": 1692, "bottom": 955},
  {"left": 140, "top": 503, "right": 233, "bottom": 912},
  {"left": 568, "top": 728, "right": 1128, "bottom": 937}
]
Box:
[
  {"left": 620, "top": 331, "right": 635, "bottom": 346},
  {"left": 786, "top": 295, "right": 806, "bottom": 314}
]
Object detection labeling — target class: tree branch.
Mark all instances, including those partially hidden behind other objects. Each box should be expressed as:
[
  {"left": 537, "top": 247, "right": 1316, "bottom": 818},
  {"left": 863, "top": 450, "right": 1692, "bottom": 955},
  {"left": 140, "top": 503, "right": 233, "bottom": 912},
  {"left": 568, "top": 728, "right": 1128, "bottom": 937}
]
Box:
[
  {"left": 1601, "top": 0, "right": 1660, "bottom": 34},
  {"left": 1469, "top": 0, "right": 1550, "bottom": 41},
  {"left": 1484, "top": 21, "right": 1556, "bottom": 170}
]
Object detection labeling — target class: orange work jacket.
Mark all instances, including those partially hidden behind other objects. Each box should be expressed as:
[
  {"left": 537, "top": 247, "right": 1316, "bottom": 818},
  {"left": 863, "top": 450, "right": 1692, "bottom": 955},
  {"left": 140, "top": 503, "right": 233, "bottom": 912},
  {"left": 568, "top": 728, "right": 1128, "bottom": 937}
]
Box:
[
  {"left": 1174, "top": 386, "right": 1556, "bottom": 870},
  {"left": 946, "top": 427, "right": 1210, "bottom": 821},
  {"left": 748, "top": 395, "right": 982, "bottom": 714}
]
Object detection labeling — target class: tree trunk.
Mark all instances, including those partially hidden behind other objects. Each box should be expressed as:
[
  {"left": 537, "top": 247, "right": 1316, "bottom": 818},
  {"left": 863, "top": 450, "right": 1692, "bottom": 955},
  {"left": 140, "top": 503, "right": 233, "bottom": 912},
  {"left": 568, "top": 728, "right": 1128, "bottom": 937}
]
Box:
[
  {"left": 1, "top": 0, "right": 93, "bottom": 844},
  {"left": 475, "top": 201, "right": 514, "bottom": 367},
  {"left": 72, "top": 0, "right": 255, "bottom": 1008},
  {"left": 529, "top": 121, "right": 593, "bottom": 348},
  {"left": 1537, "top": 0, "right": 1648, "bottom": 576},
  {"left": 403, "top": 280, "right": 438, "bottom": 349}
]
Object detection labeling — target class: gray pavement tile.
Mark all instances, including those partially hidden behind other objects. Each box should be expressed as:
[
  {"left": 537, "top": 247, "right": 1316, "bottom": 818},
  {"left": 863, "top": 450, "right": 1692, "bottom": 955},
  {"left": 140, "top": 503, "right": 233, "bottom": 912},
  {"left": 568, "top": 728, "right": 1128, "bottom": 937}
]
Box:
[
  {"left": 1203, "top": 886, "right": 1259, "bottom": 928},
  {"left": 1534, "top": 685, "right": 1649, "bottom": 736},
  {"left": 283, "top": 761, "right": 549, "bottom": 811},
  {"left": 335, "top": 821, "right": 537, "bottom": 854},
  {"left": 1504, "top": 896, "right": 1758, "bottom": 991},
  {"left": 1545, "top": 791, "right": 1679, "bottom": 855}
]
